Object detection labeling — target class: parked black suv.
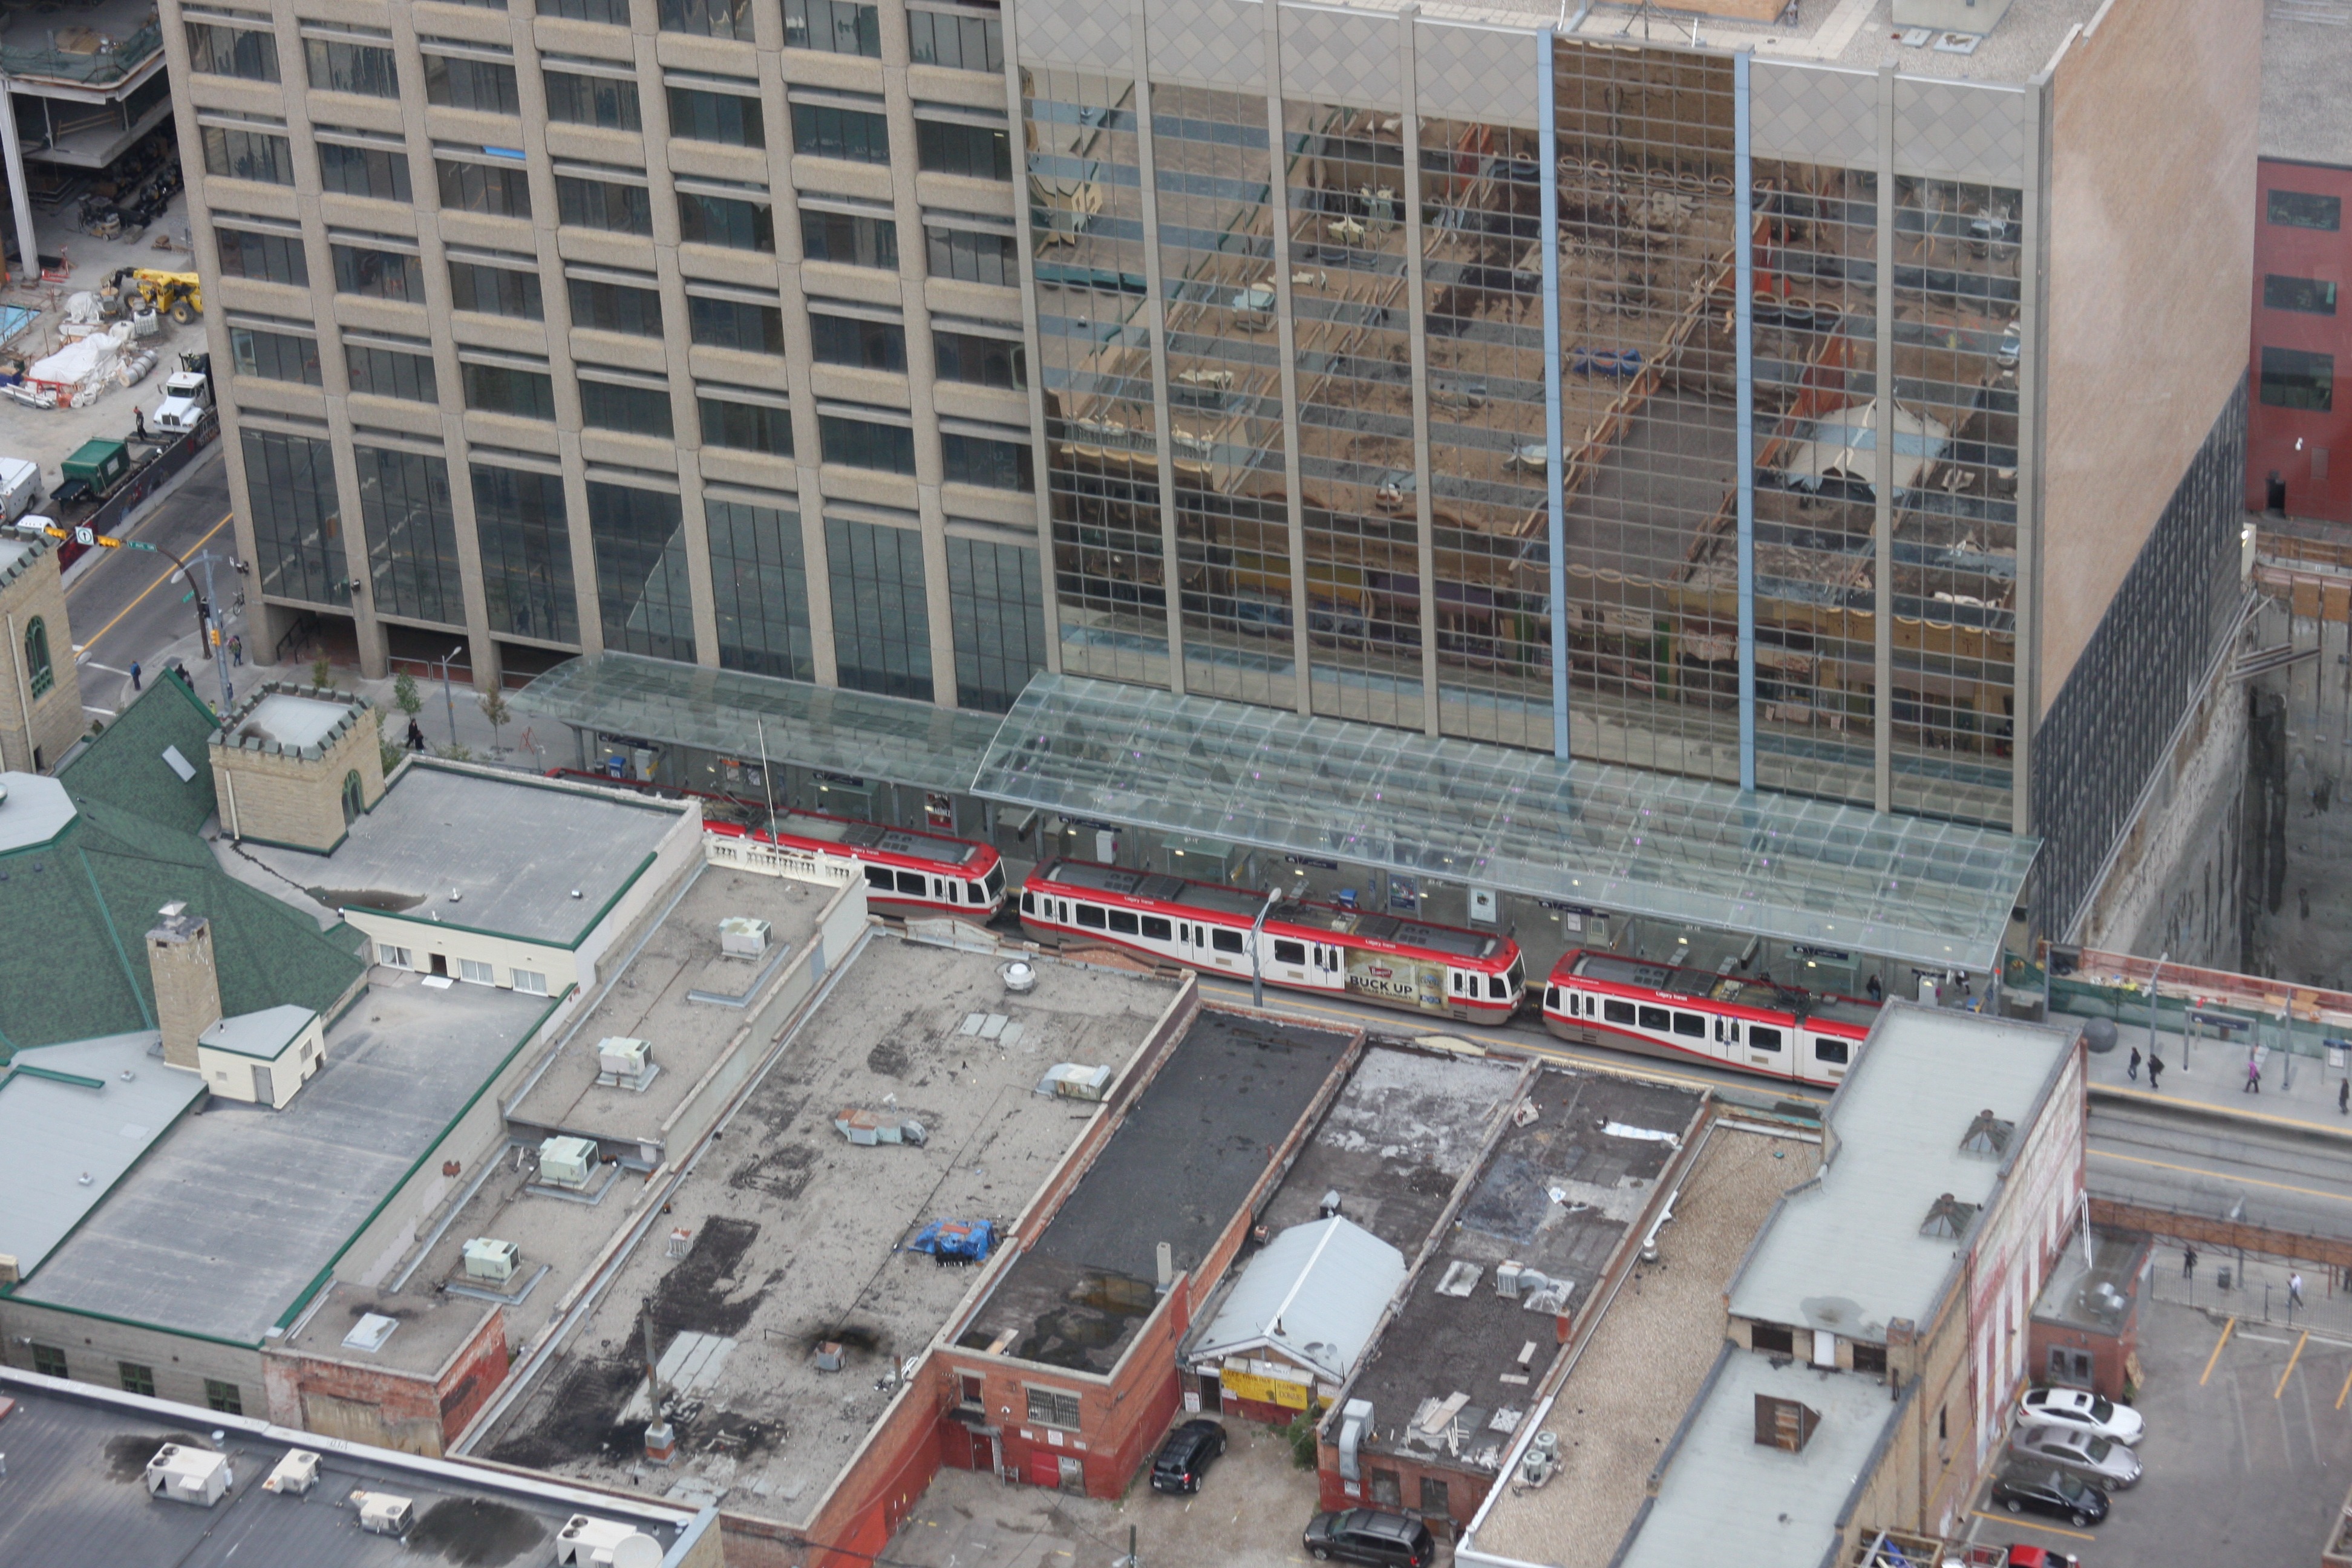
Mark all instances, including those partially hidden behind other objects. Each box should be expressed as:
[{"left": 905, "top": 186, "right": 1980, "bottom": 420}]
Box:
[
  {"left": 1302, "top": 1509, "right": 1437, "bottom": 1567},
  {"left": 1989, "top": 1466, "right": 2110, "bottom": 1528},
  {"left": 1148, "top": 1419, "right": 1227, "bottom": 1495}
]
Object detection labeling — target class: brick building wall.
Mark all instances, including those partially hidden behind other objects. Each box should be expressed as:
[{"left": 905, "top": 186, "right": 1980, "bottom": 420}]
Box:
[
  {"left": 261, "top": 1303, "right": 511, "bottom": 1457},
  {"left": 2247, "top": 157, "right": 2352, "bottom": 523},
  {"left": 0, "top": 539, "right": 87, "bottom": 773}
]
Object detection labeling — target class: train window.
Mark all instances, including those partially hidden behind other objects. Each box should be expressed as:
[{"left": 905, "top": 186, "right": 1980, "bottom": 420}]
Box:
[
  {"left": 1273, "top": 939, "right": 1307, "bottom": 965},
  {"left": 897, "top": 870, "right": 928, "bottom": 895},
  {"left": 1672, "top": 1011, "right": 1704, "bottom": 1037},
  {"left": 1488, "top": 974, "right": 1509, "bottom": 999},
  {"left": 1638, "top": 1005, "right": 1670, "bottom": 1032},
  {"left": 865, "top": 866, "right": 894, "bottom": 890},
  {"left": 967, "top": 881, "right": 987, "bottom": 903},
  {"left": 1140, "top": 915, "right": 1172, "bottom": 941},
  {"left": 1212, "top": 928, "right": 1244, "bottom": 953},
  {"left": 1814, "top": 1037, "right": 1851, "bottom": 1065},
  {"left": 1021, "top": 891, "right": 1035, "bottom": 915},
  {"left": 1076, "top": 903, "right": 1108, "bottom": 929},
  {"left": 1604, "top": 998, "right": 1636, "bottom": 1025},
  {"left": 1544, "top": 986, "right": 1560, "bottom": 1009},
  {"left": 941, "top": 880, "right": 959, "bottom": 903},
  {"left": 1748, "top": 1025, "right": 1784, "bottom": 1052},
  {"left": 1108, "top": 909, "right": 1140, "bottom": 935}
]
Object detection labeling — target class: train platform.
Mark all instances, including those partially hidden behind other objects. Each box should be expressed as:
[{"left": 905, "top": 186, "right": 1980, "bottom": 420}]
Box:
[{"left": 2083, "top": 1014, "right": 2352, "bottom": 1142}]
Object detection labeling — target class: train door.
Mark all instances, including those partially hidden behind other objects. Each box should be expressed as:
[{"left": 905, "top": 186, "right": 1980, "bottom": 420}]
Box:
[
  {"left": 1315, "top": 942, "right": 1344, "bottom": 995},
  {"left": 1743, "top": 1022, "right": 1793, "bottom": 1079},
  {"left": 1710, "top": 1013, "right": 1743, "bottom": 1068}
]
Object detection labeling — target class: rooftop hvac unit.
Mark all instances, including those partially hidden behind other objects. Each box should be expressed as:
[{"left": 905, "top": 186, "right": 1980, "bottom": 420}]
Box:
[
  {"left": 462, "top": 1236, "right": 521, "bottom": 1282},
  {"left": 559, "top": 1515, "right": 667, "bottom": 1567},
  {"left": 262, "top": 1450, "right": 320, "bottom": 1495},
  {"left": 539, "top": 1135, "right": 599, "bottom": 1187},
  {"left": 355, "top": 1491, "right": 416, "bottom": 1536},
  {"left": 145, "top": 1445, "right": 232, "bottom": 1508},
  {"left": 1001, "top": 960, "right": 1037, "bottom": 995},
  {"left": 1496, "top": 1261, "right": 1525, "bottom": 1299},
  {"left": 596, "top": 1036, "right": 656, "bottom": 1090},
  {"left": 1042, "top": 1062, "right": 1112, "bottom": 1102},
  {"left": 719, "top": 916, "right": 771, "bottom": 959}
]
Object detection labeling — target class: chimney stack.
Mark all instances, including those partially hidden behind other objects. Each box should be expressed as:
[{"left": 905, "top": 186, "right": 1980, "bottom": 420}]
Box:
[
  {"left": 146, "top": 903, "right": 223, "bottom": 1072},
  {"left": 1156, "top": 1241, "right": 1174, "bottom": 1291}
]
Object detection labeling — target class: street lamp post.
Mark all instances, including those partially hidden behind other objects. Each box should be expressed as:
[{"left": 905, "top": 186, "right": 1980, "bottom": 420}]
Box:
[
  {"left": 1249, "top": 887, "right": 1280, "bottom": 1010},
  {"left": 437, "top": 644, "right": 464, "bottom": 750}
]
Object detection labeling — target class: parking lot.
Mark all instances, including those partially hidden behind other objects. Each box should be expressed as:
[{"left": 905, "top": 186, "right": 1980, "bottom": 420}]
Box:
[
  {"left": 885, "top": 1416, "right": 1336, "bottom": 1568},
  {"left": 1967, "top": 1292, "right": 2352, "bottom": 1563}
]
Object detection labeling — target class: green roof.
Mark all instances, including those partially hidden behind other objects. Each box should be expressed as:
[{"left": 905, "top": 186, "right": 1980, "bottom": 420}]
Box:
[{"left": 0, "top": 677, "right": 367, "bottom": 1059}]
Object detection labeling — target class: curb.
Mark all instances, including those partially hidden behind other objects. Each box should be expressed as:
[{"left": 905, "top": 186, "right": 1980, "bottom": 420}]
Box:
[{"left": 2088, "top": 1079, "right": 2352, "bottom": 1143}]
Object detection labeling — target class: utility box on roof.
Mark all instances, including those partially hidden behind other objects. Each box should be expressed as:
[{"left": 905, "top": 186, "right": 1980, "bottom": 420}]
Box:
[
  {"left": 462, "top": 1236, "right": 520, "bottom": 1282},
  {"left": 145, "top": 1445, "right": 231, "bottom": 1507},
  {"left": 1043, "top": 1062, "right": 1113, "bottom": 1102},
  {"left": 355, "top": 1491, "right": 414, "bottom": 1535},
  {"left": 719, "top": 916, "right": 770, "bottom": 958},
  {"left": 596, "top": 1036, "right": 653, "bottom": 1088},
  {"left": 538, "top": 1135, "right": 598, "bottom": 1187}
]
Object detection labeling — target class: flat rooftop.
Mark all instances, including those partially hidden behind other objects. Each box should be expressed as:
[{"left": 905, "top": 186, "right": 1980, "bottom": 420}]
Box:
[
  {"left": 279, "top": 1279, "right": 506, "bottom": 1383},
  {"left": 1613, "top": 1351, "right": 1899, "bottom": 1568},
  {"left": 246, "top": 765, "right": 686, "bottom": 945},
  {"left": 0, "top": 1033, "right": 203, "bottom": 1278},
  {"left": 1467, "top": 1120, "right": 1822, "bottom": 1568},
  {"left": 0, "top": 1371, "right": 705, "bottom": 1568},
  {"left": 959, "top": 1008, "right": 1357, "bottom": 1374},
  {"left": 472, "top": 932, "right": 1187, "bottom": 1523},
  {"left": 0, "top": 769, "right": 73, "bottom": 853},
  {"left": 226, "top": 691, "right": 359, "bottom": 754},
  {"left": 2262, "top": 0, "right": 2352, "bottom": 165},
  {"left": 14, "top": 976, "right": 556, "bottom": 1344},
  {"left": 1727, "top": 1002, "right": 2075, "bottom": 1342},
  {"left": 1345, "top": 1068, "right": 1704, "bottom": 1474}
]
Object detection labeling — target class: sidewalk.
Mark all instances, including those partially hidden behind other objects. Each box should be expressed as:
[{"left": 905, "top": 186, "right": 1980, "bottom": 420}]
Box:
[
  {"left": 2141, "top": 1240, "right": 2352, "bottom": 1341},
  {"left": 2083, "top": 1011, "right": 2352, "bottom": 1140}
]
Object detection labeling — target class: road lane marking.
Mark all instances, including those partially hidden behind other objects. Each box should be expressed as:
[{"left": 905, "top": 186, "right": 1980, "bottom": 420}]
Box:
[
  {"left": 2088, "top": 1146, "right": 2352, "bottom": 1205},
  {"left": 2278, "top": 1330, "right": 2310, "bottom": 1398},
  {"left": 72, "top": 511, "right": 230, "bottom": 654},
  {"left": 2336, "top": 1358, "right": 2352, "bottom": 1411},
  {"left": 1967, "top": 1512, "right": 2096, "bottom": 1541},
  {"left": 2202, "top": 1317, "right": 2236, "bottom": 1385}
]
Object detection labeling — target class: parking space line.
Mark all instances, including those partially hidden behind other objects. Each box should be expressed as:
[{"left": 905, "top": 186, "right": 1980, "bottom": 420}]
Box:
[
  {"left": 2202, "top": 1316, "right": 2237, "bottom": 1385},
  {"left": 1967, "top": 1512, "right": 2097, "bottom": 1542},
  {"left": 2337, "top": 1359, "right": 2352, "bottom": 1411},
  {"left": 2278, "top": 1330, "right": 2310, "bottom": 1399}
]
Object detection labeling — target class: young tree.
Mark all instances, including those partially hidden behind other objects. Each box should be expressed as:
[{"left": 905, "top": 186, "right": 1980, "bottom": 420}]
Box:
[
  {"left": 393, "top": 671, "right": 422, "bottom": 721},
  {"left": 479, "top": 687, "right": 511, "bottom": 758},
  {"left": 310, "top": 653, "right": 333, "bottom": 692}
]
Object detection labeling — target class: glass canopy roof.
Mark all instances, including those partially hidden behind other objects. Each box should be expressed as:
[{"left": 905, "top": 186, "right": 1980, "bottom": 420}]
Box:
[
  {"left": 972, "top": 675, "right": 2039, "bottom": 972},
  {"left": 510, "top": 653, "right": 1006, "bottom": 794}
]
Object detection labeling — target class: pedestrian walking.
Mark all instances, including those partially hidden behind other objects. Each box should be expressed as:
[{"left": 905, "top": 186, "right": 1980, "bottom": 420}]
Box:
[
  {"left": 2291, "top": 1272, "right": 2305, "bottom": 1308},
  {"left": 2246, "top": 1056, "right": 2263, "bottom": 1094},
  {"left": 229, "top": 635, "right": 242, "bottom": 667},
  {"left": 2149, "top": 1054, "right": 2164, "bottom": 1091},
  {"left": 1866, "top": 973, "right": 1883, "bottom": 1004},
  {"left": 2184, "top": 1245, "right": 2198, "bottom": 1279},
  {"left": 128, "top": 659, "right": 140, "bottom": 691},
  {"left": 2128, "top": 1046, "right": 2141, "bottom": 1083},
  {"left": 2340, "top": 1077, "right": 2349, "bottom": 1116},
  {"left": 406, "top": 717, "right": 426, "bottom": 751}
]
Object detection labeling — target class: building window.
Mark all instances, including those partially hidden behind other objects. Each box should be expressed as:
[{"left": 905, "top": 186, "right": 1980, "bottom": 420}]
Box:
[
  {"left": 916, "top": 120, "right": 1010, "bottom": 181},
  {"left": 2265, "top": 275, "right": 2339, "bottom": 316},
  {"left": 926, "top": 225, "right": 1018, "bottom": 287},
  {"left": 708, "top": 498, "right": 814, "bottom": 679},
  {"left": 818, "top": 415, "right": 916, "bottom": 475},
  {"left": 792, "top": 103, "right": 889, "bottom": 164},
  {"left": 424, "top": 53, "right": 521, "bottom": 114},
  {"left": 1419, "top": 1476, "right": 1449, "bottom": 1516},
  {"left": 341, "top": 769, "right": 364, "bottom": 824},
  {"left": 229, "top": 325, "right": 322, "bottom": 385},
  {"left": 580, "top": 376, "right": 676, "bottom": 437},
  {"left": 784, "top": 0, "right": 881, "bottom": 55},
  {"left": 450, "top": 261, "right": 544, "bottom": 321},
  {"left": 1851, "top": 1342, "right": 1887, "bottom": 1376},
  {"left": 30, "top": 1344, "right": 67, "bottom": 1379},
  {"left": 558, "top": 175, "right": 653, "bottom": 235},
  {"left": 800, "top": 209, "right": 898, "bottom": 269},
  {"left": 700, "top": 396, "right": 795, "bottom": 456},
  {"left": 946, "top": 537, "right": 1044, "bottom": 712},
  {"left": 546, "top": 71, "right": 641, "bottom": 130},
  {"left": 215, "top": 227, "right": 309, "bottom": 287},
  {"left": 23, "top": 615, "right": 53, "bottom": 696},
  {"left": 305, "top": 38, "right": 397, "bottom": 97},
  {"left": 377, "top": 942, "right": 414, "bottom": 968},
  {"left": 319, "top": 139, "right": 413, "bottom": 202},
  {"left": 187, "top": 22, "right": 279, "bottom": 81},
  {"left": 332, "top": 244, "right": 425, "bottom": 302},
  {"left": 463, "top": 361, "right": 557, "bottom": 419},
  {"left": 2261, "top": 346, "right": 2334, "bottom": 413},
  {"left": 678, "top": 191, "right": 775, "bottom": 252},
  {"left": 1024, "top": 1387, "right": 1082, "bottom": 1429},
  {"left": 203, "top": 1379, "right": 245, "bottom": 1415},
  {"left": 2269, "top": 189, "right": 2342, "bottom": 231},
  {"left": 512, "top": 968, "right": 549, "bottom": 995},
  {"left": 539, "top": 0, "right": 629, "bottom": 22},
  {"left": 120, "top": 1363, "right": 156, "bottom": 1398},
  {"left": 460, "top": 958, "right": 497, "bottom": 984},
  {"left": 826, "top": 514, "right": 931, "bottom": 699},
  {"left": 243, "top": 429, "right": 349, "bottom": 606},
  {"left": 1749, "top": 1322, "right": 1795, "bottom": 1355},
  {"left": 201, "top": 125, "right": 294, "bottom": 186},
  {"left": 440, "top": 159, "right": 533, "bottom": 218},
  {"left": 568, "top": 278, "right": 664, "bottom": 336},
  {"left": 346, "top": 344, "right": 438, "bottom": 403},
  {"left": 588, "top": 482, "right": 695, "bottom": 661},
  {"left": 688, "top": 295, "right": 785, "bottom": 353},
  {"left": 907, "top": 8, "right": 1001, "bottom": 71},
  {"left": 668, "top": 87, "right": 763, "bottom": 147},
  {"left": 940, "top": 432, "right": 1033, "bottom": 491},
  {"left": 933, "top": 328, "right": 1024, "bottom": 390},
  {"left": 659, "top": 0, "right": 753, "bottom": 41},
  {"left": 1368, "top": 1470, "right": 1402, "bottom": 1508},
  {"left": 809, "top": 312, "right": 906, "bottom": 372},
  {"left": 473, "top": 465, "right": 577, "bottom": 642},
  {"left": 356, "top": 446, "right": 465, "bottom": 626}
]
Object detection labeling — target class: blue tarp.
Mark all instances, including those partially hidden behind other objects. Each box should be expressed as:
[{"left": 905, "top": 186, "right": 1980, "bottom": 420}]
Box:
[{"left": 908, "top": 1218, "right": 995, "bottom": 1263}]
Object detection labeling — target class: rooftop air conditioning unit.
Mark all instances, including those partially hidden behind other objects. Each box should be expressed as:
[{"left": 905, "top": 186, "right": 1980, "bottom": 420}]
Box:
[
  {"left": 558, "top": 1515, "right": 667, "bottom": 1567},
  {"left": 596, "top": 1036, "right": 656, "bottom": 1090},
  {"left": 145, "top": 1445, "right": 232, "bottom": 1508},
  {"left": 355, "top": 1491, "right": 416, "bottom": 1536},
  {"left": 1042, "top": 1062, "right": 1112, "bottom": 1102},
  {"left": 262, "top": 1450, "right": 321, "bottom": 1495},
  {"left": 462, "top": 1236, "right": 520, "bottom": 1283},
  {"left": 719, "top": 916, "right": 771, "bottom": 959},
  {"left": 539, "top": 1135, "right": 598, "bottom": 1188}
]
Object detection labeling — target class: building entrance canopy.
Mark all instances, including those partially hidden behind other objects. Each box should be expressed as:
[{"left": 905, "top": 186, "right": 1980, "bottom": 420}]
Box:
[{"left": 973, "top": 676, "right": 2039, "bottom": 974}]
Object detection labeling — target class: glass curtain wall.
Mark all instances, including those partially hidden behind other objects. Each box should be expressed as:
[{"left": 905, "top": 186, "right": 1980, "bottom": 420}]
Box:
[
  {"left": 355, "top": 446, "right": 465, "bottom": 626},
  {"left": 586, "top": 483, "right": 697, "bottom": 663}
]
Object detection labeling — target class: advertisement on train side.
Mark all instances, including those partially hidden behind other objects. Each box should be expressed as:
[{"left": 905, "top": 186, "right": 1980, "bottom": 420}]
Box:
[{"left": 1346, "top": 950, "right": 1448, "bottom": 1012}]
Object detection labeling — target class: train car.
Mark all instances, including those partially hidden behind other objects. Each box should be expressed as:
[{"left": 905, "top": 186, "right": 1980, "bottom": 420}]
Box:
[
  {"left": 1540, "top": 949, "right": 1877, "bottom": 1088},
  {"left": 1018, "top": 858, "right": 1524, "bottom": 1023}
]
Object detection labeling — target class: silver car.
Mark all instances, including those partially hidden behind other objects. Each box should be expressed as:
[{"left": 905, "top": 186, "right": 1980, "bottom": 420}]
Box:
[{"left": 2010, "top": 1420, "right": 2142, "bottom": 1490}]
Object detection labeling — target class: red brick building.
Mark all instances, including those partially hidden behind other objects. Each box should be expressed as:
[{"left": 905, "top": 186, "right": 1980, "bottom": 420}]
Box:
[{"left": 264, "top": 1284, "right": 509, "bottom": 1457}]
